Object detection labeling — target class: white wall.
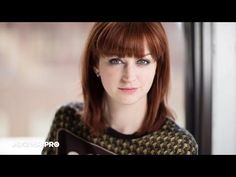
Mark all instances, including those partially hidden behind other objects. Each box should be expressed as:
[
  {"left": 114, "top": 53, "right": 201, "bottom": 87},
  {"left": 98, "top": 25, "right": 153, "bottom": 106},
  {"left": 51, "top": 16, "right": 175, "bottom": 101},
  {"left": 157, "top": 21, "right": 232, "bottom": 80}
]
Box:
[{"left": 212, "top": 23, "right": 236, "bottom": 154}]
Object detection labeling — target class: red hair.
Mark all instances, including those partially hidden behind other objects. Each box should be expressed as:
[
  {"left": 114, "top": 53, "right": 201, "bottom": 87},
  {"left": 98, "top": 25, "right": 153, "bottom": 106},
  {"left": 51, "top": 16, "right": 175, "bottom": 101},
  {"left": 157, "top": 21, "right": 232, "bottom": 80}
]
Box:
[{"left": 80, "top": 22, "right": 174, "bottom": 136}]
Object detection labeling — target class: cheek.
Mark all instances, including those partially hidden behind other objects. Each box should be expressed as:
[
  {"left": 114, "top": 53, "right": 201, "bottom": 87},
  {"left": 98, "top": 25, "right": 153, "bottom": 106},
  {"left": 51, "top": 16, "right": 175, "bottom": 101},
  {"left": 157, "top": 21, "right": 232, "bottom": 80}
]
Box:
[
  {"left": 99, "top": 68, "right": 120, "bottom": 89},
  {"left": 139, "top": 67, "right": 156, "bottom": 89}
]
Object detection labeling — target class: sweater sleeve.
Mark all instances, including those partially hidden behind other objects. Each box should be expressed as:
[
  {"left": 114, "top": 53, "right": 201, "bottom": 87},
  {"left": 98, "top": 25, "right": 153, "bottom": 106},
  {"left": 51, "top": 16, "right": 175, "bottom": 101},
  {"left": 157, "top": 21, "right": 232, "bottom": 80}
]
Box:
[
  {"left": 174, "top": 130, "right": 199, "bottom": 155},
  {"left": 41, "top": 102, "right": 84, "bottom": 155},
  {"left": 160, "top": 119, "right": 198, "bottom": 155},
  {"left": 41, "top": 105, "right": 66, "bottom": 155}
]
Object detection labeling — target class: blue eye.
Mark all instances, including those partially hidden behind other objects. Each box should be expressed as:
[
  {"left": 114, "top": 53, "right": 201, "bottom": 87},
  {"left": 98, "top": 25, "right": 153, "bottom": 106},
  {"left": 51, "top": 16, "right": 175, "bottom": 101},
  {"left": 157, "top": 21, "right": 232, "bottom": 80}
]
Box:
[
  {"left": 109, "top": 58, "right": 123, "bottom": 65},
  {"left": 137, "top": 59, "right": 150, "bottom": 65}
]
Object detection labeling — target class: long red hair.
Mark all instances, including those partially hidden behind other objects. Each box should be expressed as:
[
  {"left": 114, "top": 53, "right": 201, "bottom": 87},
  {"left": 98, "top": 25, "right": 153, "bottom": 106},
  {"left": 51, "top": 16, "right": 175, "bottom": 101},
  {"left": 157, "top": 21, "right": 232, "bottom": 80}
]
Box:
[{"left": 80, "top": 22, "right": 174, "bottom": 136}]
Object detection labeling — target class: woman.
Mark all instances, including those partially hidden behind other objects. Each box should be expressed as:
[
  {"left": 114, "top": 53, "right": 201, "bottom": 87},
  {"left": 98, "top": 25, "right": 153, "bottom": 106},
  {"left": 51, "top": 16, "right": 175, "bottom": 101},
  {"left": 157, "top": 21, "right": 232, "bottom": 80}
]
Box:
[{"left": 42, "top": 22, "right": 198, "bottom": 155}]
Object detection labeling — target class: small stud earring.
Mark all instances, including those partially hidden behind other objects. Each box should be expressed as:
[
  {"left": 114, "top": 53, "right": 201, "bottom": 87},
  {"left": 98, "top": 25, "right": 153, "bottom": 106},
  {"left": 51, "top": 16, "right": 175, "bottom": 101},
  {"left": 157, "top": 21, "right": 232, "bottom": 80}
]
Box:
[{"left": 96, "top": 72, "right": 100, "bottom": 77}]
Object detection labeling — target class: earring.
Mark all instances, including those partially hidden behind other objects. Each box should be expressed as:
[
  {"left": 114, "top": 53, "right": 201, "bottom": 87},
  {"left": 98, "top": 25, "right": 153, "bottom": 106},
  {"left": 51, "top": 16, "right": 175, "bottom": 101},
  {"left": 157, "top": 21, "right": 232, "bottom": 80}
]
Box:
[{"left": 96, "top": 72, "right": 100, "bottom": 77}]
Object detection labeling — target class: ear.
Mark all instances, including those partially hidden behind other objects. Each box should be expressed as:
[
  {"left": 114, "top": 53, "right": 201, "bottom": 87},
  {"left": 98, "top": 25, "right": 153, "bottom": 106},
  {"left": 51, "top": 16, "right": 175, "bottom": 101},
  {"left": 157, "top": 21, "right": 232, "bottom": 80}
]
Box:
[
  {"left": 93, "top": 66, "right": 100, "bottom": 77},
  {"left": 93, "top": 66, "right": 99, "bottom": 74}
]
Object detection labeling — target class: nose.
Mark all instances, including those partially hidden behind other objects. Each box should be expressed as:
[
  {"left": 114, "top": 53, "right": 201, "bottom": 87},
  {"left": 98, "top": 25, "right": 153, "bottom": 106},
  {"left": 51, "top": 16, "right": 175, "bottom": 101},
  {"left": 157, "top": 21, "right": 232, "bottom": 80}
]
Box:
[{"left": 122, "top": 63, "right": 137, "bottom": 83}]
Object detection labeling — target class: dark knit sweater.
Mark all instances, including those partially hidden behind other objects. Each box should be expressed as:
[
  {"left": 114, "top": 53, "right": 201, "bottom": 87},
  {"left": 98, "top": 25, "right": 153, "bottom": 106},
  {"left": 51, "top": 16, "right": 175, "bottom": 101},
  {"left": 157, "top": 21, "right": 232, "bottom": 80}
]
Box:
[{"left": 42, "top": 102, "right": 198, "bottom": 155}]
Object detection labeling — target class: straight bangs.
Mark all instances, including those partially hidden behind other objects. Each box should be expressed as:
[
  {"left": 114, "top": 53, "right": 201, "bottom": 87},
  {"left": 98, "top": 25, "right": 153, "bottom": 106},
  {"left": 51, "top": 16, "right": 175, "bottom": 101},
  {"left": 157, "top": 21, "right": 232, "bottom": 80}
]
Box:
[{"left": 93, "top": 22, "right": 163, "bottom": 60}]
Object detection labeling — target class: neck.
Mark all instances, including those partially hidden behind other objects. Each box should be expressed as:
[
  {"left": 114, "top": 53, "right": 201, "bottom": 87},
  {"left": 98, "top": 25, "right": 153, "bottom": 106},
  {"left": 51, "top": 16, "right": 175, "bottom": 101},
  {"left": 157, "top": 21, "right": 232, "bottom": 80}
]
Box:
[{"left": 105, "top": 96, "right": 147, "bottom": 135}]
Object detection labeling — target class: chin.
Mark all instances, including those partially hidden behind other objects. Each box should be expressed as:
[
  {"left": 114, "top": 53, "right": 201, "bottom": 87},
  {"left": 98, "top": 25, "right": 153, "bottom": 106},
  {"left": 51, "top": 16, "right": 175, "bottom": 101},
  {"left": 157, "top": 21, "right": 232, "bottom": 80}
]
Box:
[
  {"left": 119, "top": 101, "right": 138, "bottom": 105},
  {"left": 115, "top": 97, "right": 142, "bottom": 105}
]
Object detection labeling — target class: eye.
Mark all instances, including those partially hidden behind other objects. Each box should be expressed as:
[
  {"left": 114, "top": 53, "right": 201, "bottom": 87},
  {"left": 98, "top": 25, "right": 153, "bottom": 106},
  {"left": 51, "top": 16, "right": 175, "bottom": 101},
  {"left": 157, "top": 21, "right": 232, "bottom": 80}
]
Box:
[
  {"left": 136, "top": 59, "right": 150, "bottom": 65},
  {"left": 108, "top": 58, "right": 124, "bottom": 65}
]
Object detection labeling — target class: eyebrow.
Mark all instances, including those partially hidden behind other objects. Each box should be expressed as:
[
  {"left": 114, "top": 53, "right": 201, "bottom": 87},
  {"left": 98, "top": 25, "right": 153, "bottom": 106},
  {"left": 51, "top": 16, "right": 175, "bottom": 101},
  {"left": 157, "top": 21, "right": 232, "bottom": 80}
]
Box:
[
  {"left": 142, "top": 53, "right": 151, "bottom": 57},
  {"left": 138, "top": 53, "right": 153, "bottom": 59}
]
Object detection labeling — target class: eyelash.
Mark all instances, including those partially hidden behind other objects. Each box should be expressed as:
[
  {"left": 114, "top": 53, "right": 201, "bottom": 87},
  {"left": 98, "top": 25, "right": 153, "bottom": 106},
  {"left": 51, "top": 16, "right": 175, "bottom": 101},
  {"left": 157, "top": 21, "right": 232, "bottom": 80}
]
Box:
[
  {"left": 108, "top": 58, "right": 151, "bottom": 65},
  {"left": 109, "top": 58, "right": 124, "bottom": 65},
  {"left": 137, "top": 59, "right": 151, "bottom": 65}
]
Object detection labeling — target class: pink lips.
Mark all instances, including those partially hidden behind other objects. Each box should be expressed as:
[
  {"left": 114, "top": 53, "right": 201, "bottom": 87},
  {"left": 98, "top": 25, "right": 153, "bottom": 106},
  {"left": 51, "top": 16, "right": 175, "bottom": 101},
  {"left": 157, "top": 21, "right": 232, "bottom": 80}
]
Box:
[{"left": 118, "top": 87, "right": 138, "bottom": 94}]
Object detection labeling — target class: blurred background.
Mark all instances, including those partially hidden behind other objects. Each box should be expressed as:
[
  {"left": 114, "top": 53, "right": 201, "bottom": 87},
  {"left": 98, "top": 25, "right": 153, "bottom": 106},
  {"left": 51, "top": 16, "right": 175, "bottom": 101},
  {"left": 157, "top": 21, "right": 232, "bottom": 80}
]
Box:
[{"left": 0, "top": 22, "right": 235, "bottom": 154}]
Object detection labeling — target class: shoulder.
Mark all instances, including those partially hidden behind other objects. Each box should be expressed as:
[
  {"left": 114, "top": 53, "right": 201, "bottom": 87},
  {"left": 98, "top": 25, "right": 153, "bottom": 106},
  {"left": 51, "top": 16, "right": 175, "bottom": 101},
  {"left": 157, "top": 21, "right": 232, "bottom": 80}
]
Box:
[
  {"left": 55, "top": 102, "right": 84, "bottom": 117},
  {"left": 51, "top": 102, "right": 85, "bottom": 131},
  {"left": 158, "top": 118, "right": 199, "bottom": 155},
  {"left": 54, "top": 102, "right": 83, "bottom": 121},
  {"left": 42, "top": 102, "right": 85, "bottom": 155}
]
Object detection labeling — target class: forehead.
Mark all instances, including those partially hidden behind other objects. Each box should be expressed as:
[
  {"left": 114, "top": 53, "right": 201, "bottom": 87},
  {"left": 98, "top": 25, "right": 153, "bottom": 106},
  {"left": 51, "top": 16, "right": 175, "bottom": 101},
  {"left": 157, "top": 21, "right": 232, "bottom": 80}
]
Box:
[
  {"left": 99, "top": 39, "right": 152, "bottom": 59},
  {"left": 143, "top": 40, "right": 150, "bottom": 55},
  {"left": 94, "top": 25, "right": 148, "bottom": 58},
  {"left": 92, "top": 23, "right": 163, "bottom": 61}
]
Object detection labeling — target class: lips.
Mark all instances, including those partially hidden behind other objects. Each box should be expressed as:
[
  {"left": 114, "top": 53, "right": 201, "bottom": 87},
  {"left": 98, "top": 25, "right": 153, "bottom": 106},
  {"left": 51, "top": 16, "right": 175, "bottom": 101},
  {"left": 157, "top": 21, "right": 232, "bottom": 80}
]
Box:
[
  {"left": 118, "top": 87, "right": 138, "bottom": 94},
  {"left": 119, "top": 88, "right": 137, "bottom": 90}
]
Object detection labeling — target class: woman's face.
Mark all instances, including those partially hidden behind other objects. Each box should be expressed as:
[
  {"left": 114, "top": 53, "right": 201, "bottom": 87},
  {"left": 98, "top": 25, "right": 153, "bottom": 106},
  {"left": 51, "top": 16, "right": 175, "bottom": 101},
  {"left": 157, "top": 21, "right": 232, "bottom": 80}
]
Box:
[{"left": 95, "top": 43, "right": 157, "bottom": 105}]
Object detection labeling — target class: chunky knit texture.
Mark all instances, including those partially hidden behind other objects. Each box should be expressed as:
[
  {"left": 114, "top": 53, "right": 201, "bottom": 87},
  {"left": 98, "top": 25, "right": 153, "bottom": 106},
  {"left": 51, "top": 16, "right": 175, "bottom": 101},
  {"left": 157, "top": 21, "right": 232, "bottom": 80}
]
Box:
[{"left": 42, "top": 102, "right": 198, "bottom": 155}]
